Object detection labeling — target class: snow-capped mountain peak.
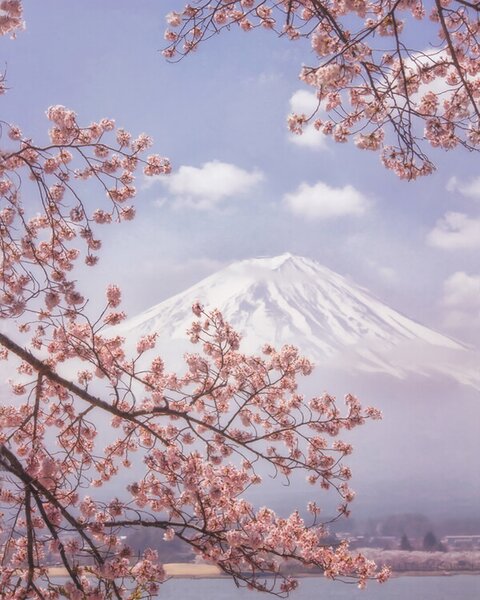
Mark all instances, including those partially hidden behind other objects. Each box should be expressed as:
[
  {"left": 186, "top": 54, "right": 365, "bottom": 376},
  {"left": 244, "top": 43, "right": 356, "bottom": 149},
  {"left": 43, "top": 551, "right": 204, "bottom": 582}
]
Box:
[{"left": 116, "top": 254, "right": 479, "bottom": 388}]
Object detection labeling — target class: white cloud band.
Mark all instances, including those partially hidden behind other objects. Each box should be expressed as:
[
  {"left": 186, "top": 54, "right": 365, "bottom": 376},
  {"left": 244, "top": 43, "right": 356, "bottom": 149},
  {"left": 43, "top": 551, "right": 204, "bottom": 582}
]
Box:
[
  {"left": 427, "top": 212, "right": 480, "bottom": 249},
  {"left": 150, "top": 160, "right": 263, "bottom": 210},
  {"left": 284, "top": 180, "right": 370, "bottom": 220}
]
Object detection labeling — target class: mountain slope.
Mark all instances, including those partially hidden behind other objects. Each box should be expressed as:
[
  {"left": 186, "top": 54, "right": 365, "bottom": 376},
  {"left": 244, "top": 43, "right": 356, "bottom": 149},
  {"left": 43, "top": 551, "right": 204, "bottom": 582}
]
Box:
[{"left": 116, "top": 254, "right": 479, "bottom": 388}]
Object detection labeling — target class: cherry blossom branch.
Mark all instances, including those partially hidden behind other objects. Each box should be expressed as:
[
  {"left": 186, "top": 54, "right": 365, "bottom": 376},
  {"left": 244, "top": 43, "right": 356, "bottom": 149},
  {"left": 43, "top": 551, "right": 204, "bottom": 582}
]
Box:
[{"left": 164, "top": 0, "right": 480, "bottom": 178}]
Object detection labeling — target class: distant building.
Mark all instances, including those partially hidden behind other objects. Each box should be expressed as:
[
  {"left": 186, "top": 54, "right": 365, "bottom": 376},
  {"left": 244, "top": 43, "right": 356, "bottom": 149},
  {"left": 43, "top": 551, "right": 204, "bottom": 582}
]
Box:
[{"left": 442, "top": 535, "right": 480, "bottom": 551}]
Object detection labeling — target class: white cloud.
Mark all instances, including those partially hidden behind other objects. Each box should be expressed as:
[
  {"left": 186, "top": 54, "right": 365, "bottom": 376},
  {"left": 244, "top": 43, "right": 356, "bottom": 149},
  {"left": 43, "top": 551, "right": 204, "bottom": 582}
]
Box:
[
  {"left": 152, "top": 197, "right": 168, "bottom": 208},
  {"left": 441, "top": 271, "right": 480, "bottom": 335},
  {"left": 443, "top": 271, "right": 480, "bottom": 310},
  {"left": 446, "top": 175, "right": 480, "bottom": 200},
  {"left": 396, "top": 49, "right": 457, "bottom": 108},
  {"left": 446, "top": 176, "right": 458, "bottom": 193},
  {"left": 364, "top": 259, "right": 399, "bottom": 286},
  {"left": 150, "top": 161, "right": 263, "bottom": 210},
  {"left": 289, "top": 89, "right": 319, "bottom": 115},
  {"left": 289, "top": 124, "right": 328, "bottom": 150},
  {"left": 288, "top": 89, "right": 328, "bottom": 150},
  {"left": 460, "top": 178, "right": 480, "bottom": 199},
  {"left": 284, "top": 181, "right": 370, "bottom": 220},
  {"left": 427, "top": 212, "right": 480, "bottom": 249}
]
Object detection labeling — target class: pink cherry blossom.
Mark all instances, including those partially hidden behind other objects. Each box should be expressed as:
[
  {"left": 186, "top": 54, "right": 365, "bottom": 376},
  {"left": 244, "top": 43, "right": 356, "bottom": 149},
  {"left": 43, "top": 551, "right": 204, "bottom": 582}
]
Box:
[{"left": 165, "top": 0, "right": 480, "bottom": 179}]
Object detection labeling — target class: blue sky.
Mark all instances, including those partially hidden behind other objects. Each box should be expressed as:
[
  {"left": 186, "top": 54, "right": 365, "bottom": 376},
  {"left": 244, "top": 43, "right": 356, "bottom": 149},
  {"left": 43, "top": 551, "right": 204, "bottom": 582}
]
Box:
[{"left": 3, "top": 0, "right": 480, "bottom": 344}]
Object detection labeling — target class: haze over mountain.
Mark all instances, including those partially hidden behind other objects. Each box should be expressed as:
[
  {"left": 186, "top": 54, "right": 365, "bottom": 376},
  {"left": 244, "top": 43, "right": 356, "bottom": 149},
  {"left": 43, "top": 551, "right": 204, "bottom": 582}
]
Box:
[
  {"left": 117, "top": 253, "right": 479, "bottom": 389},
  {"left": 115, "top": 254, "right": 480, "bottom": 520}
]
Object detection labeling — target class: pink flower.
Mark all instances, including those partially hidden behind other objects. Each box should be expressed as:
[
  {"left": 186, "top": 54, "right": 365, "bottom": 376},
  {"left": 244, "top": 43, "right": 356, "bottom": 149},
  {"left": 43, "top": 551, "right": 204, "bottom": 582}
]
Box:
[
  {"left": 143, "top": 154, "right": 171, "bottom": 176},
  {"left": 136, "top": 333, "right": 157, "bottom": 354},
  {"left": 92, "top": 209, "right": 112, "bottom": 224},
  {"left": 120, "top": 206, "right": 136, "bottom": 220},
  {"left": 132, "top": 133, "right": 153, "bottom": 152},
  {"left": 8, "top": 124, "right": 21, "bottom": 140},
  {"left": 166, "top": 11, "right": 182, "bottom": 27},
  {"left": 192, "top": 301, "right": 203, "bottom": 317}
]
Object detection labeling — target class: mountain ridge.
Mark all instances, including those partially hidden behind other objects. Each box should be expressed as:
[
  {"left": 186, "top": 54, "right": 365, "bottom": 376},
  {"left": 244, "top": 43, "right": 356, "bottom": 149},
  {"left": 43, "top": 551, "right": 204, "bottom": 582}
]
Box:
[{"left": 115, "top": 253, "right": 479, "bottom": 388}]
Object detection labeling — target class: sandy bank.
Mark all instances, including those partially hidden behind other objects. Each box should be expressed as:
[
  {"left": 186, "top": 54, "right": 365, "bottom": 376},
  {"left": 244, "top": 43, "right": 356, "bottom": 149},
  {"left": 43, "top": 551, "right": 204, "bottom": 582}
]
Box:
[{"left": 46, "top": 563, "right": 223, "bottom": 579}]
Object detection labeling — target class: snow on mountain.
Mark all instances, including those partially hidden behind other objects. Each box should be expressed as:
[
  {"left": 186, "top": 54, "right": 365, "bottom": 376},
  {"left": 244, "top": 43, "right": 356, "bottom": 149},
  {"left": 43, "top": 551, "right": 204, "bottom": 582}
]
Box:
[{"left": 115, "top": 253, "right": 479, "bottom": 388}]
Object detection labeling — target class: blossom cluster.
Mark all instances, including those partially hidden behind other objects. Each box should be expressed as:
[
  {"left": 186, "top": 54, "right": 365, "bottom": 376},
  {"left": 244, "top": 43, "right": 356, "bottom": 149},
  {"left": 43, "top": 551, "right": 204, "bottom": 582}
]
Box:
[
  {"left": 0, "top": 101, "right": 170, "bottom": 321},
  {"left": 164, "top": 0, "right": 480, "bottom": 179},
  {"left": 0, "top": 302, "right": 387, "bottom": 597},
  {"left": 0, "top": 0, "right": 23, "bottom": 37}
]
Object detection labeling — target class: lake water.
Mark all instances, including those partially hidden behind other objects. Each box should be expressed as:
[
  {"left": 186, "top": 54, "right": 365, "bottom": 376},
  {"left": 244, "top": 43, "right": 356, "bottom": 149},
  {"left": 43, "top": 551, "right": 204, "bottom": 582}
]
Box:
[{"left": 157, "top": 575, "right": 480, "bottom": 599}]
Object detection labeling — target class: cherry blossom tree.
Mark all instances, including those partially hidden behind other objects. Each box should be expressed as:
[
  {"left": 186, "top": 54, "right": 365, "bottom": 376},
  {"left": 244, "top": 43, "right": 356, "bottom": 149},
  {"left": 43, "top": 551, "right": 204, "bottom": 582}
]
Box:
[
  {"left": 164, "top": 0, "right": 480, "bottom": 180},
  {"left": 0, "top": 2, "right": 388, "bottom": 597}
]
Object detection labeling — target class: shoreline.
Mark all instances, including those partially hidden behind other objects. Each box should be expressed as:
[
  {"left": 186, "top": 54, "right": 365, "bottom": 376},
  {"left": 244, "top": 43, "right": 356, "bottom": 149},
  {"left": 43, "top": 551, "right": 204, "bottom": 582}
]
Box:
[
  {"left": 46, "top": 564, "right": 224, "bottom": 579},
  {"left": 45, "top": 564, "right": 480, "bottom": 580}
]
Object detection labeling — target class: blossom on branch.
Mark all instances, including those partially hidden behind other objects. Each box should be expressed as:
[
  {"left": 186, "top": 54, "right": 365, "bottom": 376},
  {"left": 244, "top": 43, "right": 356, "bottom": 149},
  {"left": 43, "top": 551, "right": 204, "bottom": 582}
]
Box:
[{"left": 164, "top": 0, "right": 480, "bottom": 179}]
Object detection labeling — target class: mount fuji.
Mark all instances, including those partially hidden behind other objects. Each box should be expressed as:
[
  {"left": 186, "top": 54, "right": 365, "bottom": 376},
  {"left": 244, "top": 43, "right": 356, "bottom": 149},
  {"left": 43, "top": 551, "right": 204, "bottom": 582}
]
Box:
[{"left": 116, "top": 253, "right": 479, "bottom": 390}]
